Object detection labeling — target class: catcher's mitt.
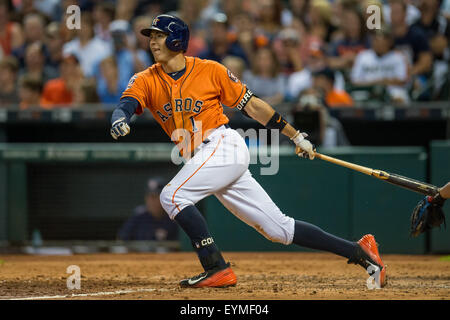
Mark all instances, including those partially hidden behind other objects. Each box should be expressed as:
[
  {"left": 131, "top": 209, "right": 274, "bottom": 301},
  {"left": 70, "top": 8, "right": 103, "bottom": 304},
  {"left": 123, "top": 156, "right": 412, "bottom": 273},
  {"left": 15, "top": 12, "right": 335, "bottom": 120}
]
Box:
[{"left": 410, "top": 194, "right": 446, "bottom": 237}]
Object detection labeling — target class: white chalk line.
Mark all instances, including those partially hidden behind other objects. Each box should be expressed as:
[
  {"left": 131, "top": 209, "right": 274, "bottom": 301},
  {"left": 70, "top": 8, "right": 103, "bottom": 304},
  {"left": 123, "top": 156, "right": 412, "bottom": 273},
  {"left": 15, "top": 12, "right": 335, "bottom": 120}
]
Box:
[{"left": 2, "top": 287, "right": 175, "bottom": 300}]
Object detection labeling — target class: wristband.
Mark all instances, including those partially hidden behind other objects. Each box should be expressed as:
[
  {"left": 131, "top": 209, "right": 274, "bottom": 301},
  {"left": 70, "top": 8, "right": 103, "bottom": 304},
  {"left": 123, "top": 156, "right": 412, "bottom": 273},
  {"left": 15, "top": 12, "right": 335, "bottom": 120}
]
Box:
[{"left": 266, "top": 112, "right": 288, "bottom": 131}]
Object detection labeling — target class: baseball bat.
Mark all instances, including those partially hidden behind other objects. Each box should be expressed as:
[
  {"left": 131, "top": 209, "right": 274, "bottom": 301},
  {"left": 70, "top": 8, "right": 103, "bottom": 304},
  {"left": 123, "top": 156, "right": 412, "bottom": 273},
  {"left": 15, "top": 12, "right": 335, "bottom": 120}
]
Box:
[{"left": 314, "top": 152, "right": 439, "bottom": 196}]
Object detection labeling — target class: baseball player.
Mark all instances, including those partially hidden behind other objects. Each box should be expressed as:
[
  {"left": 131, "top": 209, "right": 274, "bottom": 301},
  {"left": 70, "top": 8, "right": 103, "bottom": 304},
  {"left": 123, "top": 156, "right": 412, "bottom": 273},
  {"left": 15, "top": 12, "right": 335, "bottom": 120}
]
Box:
[
  {"left": 110, "top": 14, "right": 386, "bottom": 288},
  {"left": 410, "top": 182, "right": 449, "bottom": 237}
]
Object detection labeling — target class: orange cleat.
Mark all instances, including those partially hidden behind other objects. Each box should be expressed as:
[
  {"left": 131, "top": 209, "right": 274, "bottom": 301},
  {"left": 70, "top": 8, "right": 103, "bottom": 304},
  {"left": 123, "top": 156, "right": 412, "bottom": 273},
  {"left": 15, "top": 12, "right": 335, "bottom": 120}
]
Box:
[
  {"left": 348, "top": 234, "right": 387, "bottom": 288},
  {"left": 180, "top": 263, "right": 237, "bottom": 288}
]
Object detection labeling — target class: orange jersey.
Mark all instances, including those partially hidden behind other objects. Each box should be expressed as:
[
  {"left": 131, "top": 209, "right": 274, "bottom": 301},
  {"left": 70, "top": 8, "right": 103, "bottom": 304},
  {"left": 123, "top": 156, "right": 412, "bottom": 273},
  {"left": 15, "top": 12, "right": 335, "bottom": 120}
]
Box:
[{"left": 121, "top": 56, "right": 252, "bottom": 154}]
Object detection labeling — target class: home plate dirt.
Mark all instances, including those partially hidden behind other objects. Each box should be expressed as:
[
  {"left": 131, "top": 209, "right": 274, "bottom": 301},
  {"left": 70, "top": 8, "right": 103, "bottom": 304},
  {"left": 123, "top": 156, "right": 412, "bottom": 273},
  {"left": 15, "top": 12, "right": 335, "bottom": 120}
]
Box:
[{"left": 0, "top": 252, "right": 449, "bottom": 300}]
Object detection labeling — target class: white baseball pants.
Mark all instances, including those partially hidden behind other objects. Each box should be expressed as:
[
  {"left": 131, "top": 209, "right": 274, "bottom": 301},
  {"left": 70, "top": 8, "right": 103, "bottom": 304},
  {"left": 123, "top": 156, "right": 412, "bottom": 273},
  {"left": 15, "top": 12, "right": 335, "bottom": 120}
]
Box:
[{"left": 160, "top": 125, "right": 295, "bottom": 245}]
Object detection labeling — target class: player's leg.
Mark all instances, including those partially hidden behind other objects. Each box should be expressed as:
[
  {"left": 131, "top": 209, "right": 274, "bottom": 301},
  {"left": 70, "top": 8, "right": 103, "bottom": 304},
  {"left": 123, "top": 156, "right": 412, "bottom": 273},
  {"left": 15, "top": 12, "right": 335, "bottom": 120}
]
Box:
[
  {"left": 159, "top": 126, "right": 249, "bottom": 287},
  {"left": 214, "top": 170, "right": 386, "bottom": 287}
]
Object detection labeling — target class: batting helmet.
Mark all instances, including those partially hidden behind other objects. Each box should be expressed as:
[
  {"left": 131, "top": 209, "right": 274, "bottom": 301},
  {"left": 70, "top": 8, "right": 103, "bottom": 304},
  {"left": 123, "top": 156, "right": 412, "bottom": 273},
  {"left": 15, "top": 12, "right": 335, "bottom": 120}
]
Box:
[{"left": 140, "top": 14, "right": 190, "bottom": 52}]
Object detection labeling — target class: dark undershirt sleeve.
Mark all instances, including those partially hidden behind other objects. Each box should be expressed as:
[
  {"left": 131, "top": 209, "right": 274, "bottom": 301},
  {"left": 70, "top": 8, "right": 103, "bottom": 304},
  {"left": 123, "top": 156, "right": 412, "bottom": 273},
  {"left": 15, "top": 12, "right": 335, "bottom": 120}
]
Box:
[{"left": 111, "top": 96, "right": 139, "bottom": 125}]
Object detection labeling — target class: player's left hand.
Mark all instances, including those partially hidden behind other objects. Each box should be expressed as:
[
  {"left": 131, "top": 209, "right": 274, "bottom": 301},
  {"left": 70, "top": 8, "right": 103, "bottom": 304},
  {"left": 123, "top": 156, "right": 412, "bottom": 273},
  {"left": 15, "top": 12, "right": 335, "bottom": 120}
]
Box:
[
  {"left": 110, "top": 117, "right": 130, "bottom": 140},
  {"left": 292, "top": 131, "right": 315, "bottom": 160},
  {"left": 410, "top": 194, "right": 446, "bottom": 237}
]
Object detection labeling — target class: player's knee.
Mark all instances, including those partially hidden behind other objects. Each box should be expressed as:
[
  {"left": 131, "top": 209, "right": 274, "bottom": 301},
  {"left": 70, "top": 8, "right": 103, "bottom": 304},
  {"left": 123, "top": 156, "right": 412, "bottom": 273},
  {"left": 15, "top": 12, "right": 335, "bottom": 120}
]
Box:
[
  {"left": 267, "top": 232, "right": 291, "bottom": 245},
  {"left": 256, "top": 226, "right": 291, "bottom": 245},
  {"left": 160, "top": 185, "right": 194, "bottom": 220},
  {"left": 159, "top": 186, "right": 175, "bottom": 217},
  {"left": 254, "top": 218, "right": 294, "bottom": 245}
]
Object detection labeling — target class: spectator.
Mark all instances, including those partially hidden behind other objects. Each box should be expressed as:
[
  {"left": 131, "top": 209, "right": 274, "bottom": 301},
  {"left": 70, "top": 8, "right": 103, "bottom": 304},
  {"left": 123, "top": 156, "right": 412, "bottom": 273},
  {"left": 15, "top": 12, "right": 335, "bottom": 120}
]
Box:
[
  {"left": 286, "top": 40, "right": 328, "bottom": 101},
  {"left": 413, "top": 0, "right": 450, "bottom": 99},
  {"left": 273, "top": 27, "right": 304, "bottom": 74},
  {"left": 177, "top": 0, "right": 206, "bottom": 32},
  {"left": 96, "top": 56, "right": 122, "bottom": 105},
  {"left": 0, "top": 0, "right": 24, "bottom": 57},
  {"left": 327, "top": 6, "right": 370, "bottom": 73},
  {"left": 32, "top": 0, "right": 60, "bottom": 21},
  {"left": 0, "top": 55, "right": 19, "bottom": 106},
  {"left": 197, "top": 0, "right": 222, "bottom": 26},
  {"left": 12, "top": 12, "right": 48, "bottom": 68},
  {"left": 307, "top": 0, "right": 337, "bottom": 44},
  {"left": 40, "top": 54, "right": 83, "bottom": 108},
  {"left": 18, "top": 74, "right": 43, "bottom": 110},
  {"left": 106, "top": 20, "right": 136, "bottom": 84},
  {"left": 255, "top": 0, "right": 283, "bottom": 42},
  {"left": 228, "top": 11, "right": 269, "bottom": 66},
  {"left": 243, "top": 46, "right": 286, "bottom": 105},
  {"left": 351, "top": 26, "right": 410, "bottom": 104},
  {"left": 92, "top": 2, "right": 115, "bottom": 42},
  {"left": 442, "top": 0, "right": 450, "bottom": 20},
  {"left": 312, "top": 67, "right": 354, "bottom": 107},
  {"left": 383, "top": 0, "right": 421, "bottom": 26},
  {"left": 131, "top": 15, "right": 154, "bottom": 71},
  {"left": 281, "top": 0, "right": 310, "bottom": 27},
  {"left": 181, "top": 0, "right": 209, "bottom": 59},
  {"left": 20, "top": 41, "right": 58, "bottom": 84},
  {"left": 222, "top": 0, "right": 245, "bottom": 23},
  {"left": 414, "top": 0, "right": 450, "bottom": 39},
  {"left": 63, "top": 12, "right": 112, "bottom": 78},
  {"left": 294, "top": 91, "right": 350, "bottom": 147},
  {"left": 45, "top": 22, "right": 63, "bottom": 70},
  {"left": 115, "top": 0, "right": 167, "bottom": 21},
  {"left": 222, "top": 55, "right": 246, "bottom": 81},
  {"left": 198, "top": 13, "right": 249, "bottom": 66},
  {"left": 115, "top": 0, "right": 138, "bottom": 21},
  {"left": 14, "top": 0, "right": 36, "bottom": 20},
  {"left": 390, "top": 0, "right": 433, "bottom": 79},
  {"left": 75, "top": 78, "right": 99, "bottom": 104},
  {"left": 117, "top": 177, "right": 179, "bottom": 242}
]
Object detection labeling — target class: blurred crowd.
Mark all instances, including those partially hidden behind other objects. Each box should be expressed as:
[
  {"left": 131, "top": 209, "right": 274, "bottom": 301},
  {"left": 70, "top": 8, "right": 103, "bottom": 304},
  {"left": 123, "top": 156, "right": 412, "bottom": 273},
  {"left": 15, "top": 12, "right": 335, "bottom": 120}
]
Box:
[{"left": 0, "top": 0, "right": 449, "bottom": 111}]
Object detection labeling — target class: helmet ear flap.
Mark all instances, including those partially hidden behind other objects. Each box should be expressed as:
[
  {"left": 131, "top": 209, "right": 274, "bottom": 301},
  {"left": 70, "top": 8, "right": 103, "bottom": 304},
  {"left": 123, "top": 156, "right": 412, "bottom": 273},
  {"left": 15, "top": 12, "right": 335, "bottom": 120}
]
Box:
[
  {"left": 169, "top": 39, "right": 182, "bottom": 50},
  {"left": 166, "top": 22, "right": 187, "bottom": 52}
]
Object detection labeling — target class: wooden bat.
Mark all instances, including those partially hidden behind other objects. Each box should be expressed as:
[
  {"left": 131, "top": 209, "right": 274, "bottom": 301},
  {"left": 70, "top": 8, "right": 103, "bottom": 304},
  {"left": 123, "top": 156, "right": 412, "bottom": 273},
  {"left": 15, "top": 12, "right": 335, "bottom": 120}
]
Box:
[{"left": 314, "top": 152, "right": 439, "bottom": 196}]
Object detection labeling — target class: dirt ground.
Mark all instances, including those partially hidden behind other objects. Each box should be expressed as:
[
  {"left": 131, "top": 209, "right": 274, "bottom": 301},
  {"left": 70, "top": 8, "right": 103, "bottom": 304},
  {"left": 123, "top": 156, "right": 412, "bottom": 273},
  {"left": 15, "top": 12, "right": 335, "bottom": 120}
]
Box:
[{"left": 0, "top": 252, "right": 449, "bottom": 300}]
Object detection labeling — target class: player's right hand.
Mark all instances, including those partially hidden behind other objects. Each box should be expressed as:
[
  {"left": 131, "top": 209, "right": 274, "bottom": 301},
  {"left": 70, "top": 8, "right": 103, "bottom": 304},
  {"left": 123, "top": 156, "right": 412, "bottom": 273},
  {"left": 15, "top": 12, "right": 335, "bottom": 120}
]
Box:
[
  {"left": 110, "top": 117, "right": 130, "bottom": 140},
  {"left": 291, "top": 131, "right": 315, "bottom": 160}
]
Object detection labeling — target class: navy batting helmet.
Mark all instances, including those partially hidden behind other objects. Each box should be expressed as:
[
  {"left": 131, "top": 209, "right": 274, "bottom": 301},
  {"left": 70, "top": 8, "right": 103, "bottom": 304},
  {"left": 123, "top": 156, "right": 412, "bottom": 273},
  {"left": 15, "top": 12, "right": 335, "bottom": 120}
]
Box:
[{"left": 140, "top": 14, "right": 190, "bottom": 52}]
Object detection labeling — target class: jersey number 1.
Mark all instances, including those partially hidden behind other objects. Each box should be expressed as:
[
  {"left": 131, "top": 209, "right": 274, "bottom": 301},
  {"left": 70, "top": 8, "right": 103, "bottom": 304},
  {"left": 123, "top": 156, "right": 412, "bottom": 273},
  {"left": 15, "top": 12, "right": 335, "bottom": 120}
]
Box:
[{"left": 190, "top": 117, "right": 198, "bottom": 132}]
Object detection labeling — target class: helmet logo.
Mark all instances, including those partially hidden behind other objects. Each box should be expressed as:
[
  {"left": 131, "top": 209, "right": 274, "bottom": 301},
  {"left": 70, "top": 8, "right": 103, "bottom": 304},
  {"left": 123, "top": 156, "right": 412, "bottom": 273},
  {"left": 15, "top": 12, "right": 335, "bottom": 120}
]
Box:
[
  {"left": 152, "top": 17, "right": 159, "bottom": 26},
  {"left": 167, "top": 22, "right": 177, "bottom": 32}
]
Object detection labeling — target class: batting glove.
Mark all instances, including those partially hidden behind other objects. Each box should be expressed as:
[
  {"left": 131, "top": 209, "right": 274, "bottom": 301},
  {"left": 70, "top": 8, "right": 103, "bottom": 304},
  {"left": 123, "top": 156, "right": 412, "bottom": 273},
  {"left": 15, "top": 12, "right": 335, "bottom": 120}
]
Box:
[
  {"left": 110, "top": 117, "right": 131, "bottom": 140},
  {"left": 291, "top": 131, "right": 315, "bottom": 160}
]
